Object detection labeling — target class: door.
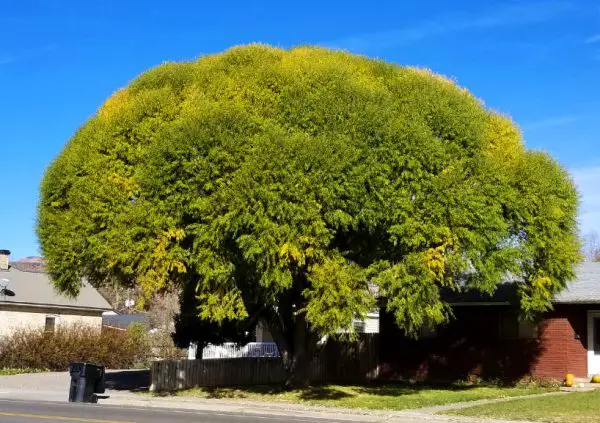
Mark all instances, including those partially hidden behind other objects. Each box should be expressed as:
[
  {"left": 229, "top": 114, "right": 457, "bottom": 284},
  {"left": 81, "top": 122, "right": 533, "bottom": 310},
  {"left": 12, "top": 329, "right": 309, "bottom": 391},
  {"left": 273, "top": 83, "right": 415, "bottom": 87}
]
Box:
[{"left": 587, "top": 312, "right": 600, "bottom": 376}]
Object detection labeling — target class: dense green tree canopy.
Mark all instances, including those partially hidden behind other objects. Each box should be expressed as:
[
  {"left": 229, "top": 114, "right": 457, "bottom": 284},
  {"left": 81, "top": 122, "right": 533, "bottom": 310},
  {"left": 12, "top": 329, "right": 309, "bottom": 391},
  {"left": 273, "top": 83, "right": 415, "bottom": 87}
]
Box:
[{"left": 38, "top": 45, "right": 580, "bottom": 383}]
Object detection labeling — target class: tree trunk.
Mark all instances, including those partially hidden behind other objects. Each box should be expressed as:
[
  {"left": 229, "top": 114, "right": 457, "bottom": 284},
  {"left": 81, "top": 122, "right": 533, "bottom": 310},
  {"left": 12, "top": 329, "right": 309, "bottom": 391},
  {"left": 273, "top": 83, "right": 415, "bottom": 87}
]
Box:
[
  {"left": 195, "top": 343, "right": 204, "bottom": 359},
  {"left": 284, "top": 347, "right": 311, "bottom": 388},
  {"left": 265, "top": 272, "right": 320, "bottom": 388},
  {"left": 286, "top": 315, "right": 311, "bottom": 388},
  {"left": 270, "top": 312, "right": 316, "bottom": 389}
]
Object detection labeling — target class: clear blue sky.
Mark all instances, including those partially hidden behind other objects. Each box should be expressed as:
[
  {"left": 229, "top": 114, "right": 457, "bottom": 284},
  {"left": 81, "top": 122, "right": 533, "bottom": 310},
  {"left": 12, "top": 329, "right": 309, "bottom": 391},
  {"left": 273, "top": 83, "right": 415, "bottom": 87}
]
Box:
[{"left": 1, "top": 0, "right": 599, "bottom": 259}]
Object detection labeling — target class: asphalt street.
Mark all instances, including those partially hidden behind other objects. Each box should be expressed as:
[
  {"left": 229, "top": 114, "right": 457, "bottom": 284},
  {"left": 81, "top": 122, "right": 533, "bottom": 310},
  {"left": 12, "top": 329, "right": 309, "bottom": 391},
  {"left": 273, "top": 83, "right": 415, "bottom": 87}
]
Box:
[{"left": 0, "top": 399, "right": 365, "bottom": 423}]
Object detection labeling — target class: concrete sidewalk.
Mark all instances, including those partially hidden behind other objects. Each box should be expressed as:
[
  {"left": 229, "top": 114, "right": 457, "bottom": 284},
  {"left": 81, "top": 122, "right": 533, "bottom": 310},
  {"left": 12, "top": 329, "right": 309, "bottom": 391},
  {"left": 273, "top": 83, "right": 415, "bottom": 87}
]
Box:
[{"left": 0, "top": 371, "right": 538, "bottom": 423}]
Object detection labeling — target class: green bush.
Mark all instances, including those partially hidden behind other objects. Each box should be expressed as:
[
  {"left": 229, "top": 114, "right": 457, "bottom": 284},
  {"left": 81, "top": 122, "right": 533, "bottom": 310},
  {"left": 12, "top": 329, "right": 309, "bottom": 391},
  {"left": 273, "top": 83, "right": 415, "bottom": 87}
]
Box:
[{"left": 0, "top": 323, "right": 150, "bottom": 371}]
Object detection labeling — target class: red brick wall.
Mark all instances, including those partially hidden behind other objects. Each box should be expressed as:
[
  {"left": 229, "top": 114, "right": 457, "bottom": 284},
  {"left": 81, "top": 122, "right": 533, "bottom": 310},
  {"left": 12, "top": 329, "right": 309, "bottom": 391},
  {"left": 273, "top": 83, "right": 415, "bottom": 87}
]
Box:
[
  {"left": 531, "top": 307, "right": 587, "bottom": 378},
  {"left": 378, "top": 305, "right": 588, "bottom": 381}
]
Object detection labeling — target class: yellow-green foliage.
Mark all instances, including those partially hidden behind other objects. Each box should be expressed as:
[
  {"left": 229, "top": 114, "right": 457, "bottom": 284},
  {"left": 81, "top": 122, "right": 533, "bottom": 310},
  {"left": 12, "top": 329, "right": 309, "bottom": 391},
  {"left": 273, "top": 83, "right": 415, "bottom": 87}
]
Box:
[{"left": 38, "top": 45, "right": 580, "bottom": 340}]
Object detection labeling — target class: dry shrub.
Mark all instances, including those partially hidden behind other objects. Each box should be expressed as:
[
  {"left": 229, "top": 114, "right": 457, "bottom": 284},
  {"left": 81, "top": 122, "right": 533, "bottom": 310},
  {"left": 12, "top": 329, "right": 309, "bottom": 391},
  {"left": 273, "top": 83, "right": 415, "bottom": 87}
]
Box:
[
  {"left": 0, "top": 323, "right": 150, "bottom": 370},
  {"left": 148, "top": 328, "right": 187, "bottom": 361}
]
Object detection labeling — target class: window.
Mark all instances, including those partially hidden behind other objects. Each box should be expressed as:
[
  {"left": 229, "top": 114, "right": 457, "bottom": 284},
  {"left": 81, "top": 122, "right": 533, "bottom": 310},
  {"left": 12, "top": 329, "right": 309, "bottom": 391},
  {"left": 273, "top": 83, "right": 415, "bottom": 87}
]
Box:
[
  {"left": 594, "top": 318, "right": 600, "bottom": 355},
  {"left": 500, "top": 312, "right": 537, "bottom": 339},
  {"left": 353, "top": 320, "right": 366, "bottom": 333},
  {"left": 518, "top": 320, "right": 538, "bottom": 339},
  {"left": 500, "top": 313, "right": 519, "bottom": 339},
  {"left": 45, "top": 316, "right": 56, "bottom": 334}
]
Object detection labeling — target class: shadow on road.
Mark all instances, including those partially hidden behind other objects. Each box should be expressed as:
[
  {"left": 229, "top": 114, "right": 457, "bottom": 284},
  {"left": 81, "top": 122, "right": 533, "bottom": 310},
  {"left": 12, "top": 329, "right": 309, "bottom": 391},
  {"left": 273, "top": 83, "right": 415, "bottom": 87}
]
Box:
[{"left": 104, "top": 370, "right": 150, "bottom": 392}]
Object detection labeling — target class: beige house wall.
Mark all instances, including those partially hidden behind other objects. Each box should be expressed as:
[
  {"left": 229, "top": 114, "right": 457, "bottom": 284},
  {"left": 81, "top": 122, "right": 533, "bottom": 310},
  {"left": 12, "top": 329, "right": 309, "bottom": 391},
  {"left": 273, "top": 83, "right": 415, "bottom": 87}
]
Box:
[{"left": 0, "top": 305, "right": 103, "bottom": 337}]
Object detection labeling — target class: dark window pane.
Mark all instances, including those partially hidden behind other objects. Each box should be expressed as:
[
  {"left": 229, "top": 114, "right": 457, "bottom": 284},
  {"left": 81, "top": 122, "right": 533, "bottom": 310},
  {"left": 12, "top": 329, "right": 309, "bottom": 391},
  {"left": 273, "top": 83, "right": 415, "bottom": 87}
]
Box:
[
  {"left": 45, "top": 316, "right": 56, "bottom": 333},
  {"left": 594, "top": 318, "right": 600, "bottom": 355},
  {"left": 500, "top": 313, "right": 519, "bottom": 339},
  {"left": 519, "top": 320, "right": 538, "bottom": 339}
]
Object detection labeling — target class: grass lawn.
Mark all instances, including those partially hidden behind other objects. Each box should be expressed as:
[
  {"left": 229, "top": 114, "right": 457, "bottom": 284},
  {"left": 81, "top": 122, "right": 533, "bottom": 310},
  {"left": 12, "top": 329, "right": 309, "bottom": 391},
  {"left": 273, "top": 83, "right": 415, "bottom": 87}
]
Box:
[
  {"left": 449, "top": 390, "right": 600, "bottom": 423},
  {"left": 155, "top": 382, "right": 556, "bottom": 411}
]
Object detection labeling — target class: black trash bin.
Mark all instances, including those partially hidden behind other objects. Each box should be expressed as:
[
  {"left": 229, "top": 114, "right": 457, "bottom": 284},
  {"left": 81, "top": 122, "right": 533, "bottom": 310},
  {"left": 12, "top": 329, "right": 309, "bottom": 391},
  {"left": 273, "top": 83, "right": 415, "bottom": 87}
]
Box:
[{"left": 68, "top": 362, "right": 105, "bottom": 403}]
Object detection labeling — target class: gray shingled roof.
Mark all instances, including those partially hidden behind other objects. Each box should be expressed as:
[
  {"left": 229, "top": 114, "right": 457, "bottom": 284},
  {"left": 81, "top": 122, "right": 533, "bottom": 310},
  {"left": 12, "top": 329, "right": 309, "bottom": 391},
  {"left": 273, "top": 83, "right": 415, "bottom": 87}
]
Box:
[
  {"left": 442, "top": 262, "right": 600, "bottom": 304},
  {"left": 553, "top": 261, "right": 600, "bottom": 303},
  {"left": 0, "top": 266, "right": 112, "bottom": 311}
]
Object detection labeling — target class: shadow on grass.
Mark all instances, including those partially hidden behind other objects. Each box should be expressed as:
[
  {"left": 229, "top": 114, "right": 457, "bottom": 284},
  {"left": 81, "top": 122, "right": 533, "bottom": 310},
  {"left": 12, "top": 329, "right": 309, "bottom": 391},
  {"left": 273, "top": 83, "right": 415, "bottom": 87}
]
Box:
[
  {"left": 152, "top": 385, "right": 284, "bottom": 399},
  {"left": 205, "top": 386, "right": 284, "bottom": 399},
  {"left": 154, "top": 385, "right": 353, "bottom": 400},
  {"left": 298, "top": 386, "right": 353, "bottom": 401},
  {"left": 351, "top": 381, "right": 483, "bottom": 397},
  {"left": 153, "top": 380, "right": 507, "bottom": 400}
]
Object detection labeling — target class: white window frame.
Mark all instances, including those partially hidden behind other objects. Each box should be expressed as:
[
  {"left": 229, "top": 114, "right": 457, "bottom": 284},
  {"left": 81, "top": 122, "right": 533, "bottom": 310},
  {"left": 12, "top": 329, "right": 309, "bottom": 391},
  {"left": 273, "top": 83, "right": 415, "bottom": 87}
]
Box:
[{"left": 45, "top": 315, "right": 57, "bottom": 333}]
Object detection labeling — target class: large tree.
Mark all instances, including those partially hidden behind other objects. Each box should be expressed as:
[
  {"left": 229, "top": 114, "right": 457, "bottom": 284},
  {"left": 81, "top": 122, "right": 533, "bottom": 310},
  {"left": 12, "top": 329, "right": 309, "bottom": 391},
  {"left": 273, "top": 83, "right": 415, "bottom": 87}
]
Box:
[{"left": 38, "top": 45, "right": 580, "bottom": 386}]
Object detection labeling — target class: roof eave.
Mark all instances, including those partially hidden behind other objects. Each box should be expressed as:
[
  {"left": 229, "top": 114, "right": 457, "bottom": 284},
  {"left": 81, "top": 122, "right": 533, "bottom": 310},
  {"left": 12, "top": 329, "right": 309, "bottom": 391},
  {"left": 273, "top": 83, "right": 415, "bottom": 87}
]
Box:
[
  {"left": 0, "top": 301, "right": 112, "bottom": 313},
  {"left": 552, "top": 299, "right": 600, "bottom": 304},
  {"left": 450, "top": 299, "right": 600, "bottom": 306}
]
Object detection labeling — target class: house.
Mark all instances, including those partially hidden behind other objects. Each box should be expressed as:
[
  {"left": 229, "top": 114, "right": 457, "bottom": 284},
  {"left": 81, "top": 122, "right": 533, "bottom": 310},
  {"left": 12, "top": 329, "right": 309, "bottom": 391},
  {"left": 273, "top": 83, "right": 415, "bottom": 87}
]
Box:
[
  {"left": 255, "top": 283, "right": 382, "bottom": 342},
  {"left": 254, "top": 310, "right": 380, "bottom": 343},
  {"left": 353, "top": 310, "right": 380, "bottom": 334},
  {"left": 378, "top": 261, "right": 600, "bottom": 381},
  {"left": 0, "top": 250, "right": 112, "bottom": 337}
]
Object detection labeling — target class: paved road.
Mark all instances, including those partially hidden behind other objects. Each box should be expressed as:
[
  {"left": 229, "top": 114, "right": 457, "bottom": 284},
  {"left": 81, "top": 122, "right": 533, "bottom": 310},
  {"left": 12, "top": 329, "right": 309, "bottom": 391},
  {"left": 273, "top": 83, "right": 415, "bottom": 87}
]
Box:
[{"left": 0, "top": 399, "right": 371, "bottom": 423}]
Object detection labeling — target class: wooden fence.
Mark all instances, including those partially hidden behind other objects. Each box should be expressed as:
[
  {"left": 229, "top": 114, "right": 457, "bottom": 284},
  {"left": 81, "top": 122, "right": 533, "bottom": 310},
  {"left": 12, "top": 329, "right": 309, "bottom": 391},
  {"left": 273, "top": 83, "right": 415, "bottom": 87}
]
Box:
[{"left": 150, "top": 334, "right": 379, "bottom": 391}]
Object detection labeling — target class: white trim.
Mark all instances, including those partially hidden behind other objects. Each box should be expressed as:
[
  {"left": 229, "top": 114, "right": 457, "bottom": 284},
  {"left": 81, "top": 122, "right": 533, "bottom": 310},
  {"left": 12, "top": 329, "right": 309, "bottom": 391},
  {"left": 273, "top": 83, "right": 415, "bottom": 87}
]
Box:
[
  {"left": 0, "top": 302, "right": 111, "bottom": 313},
  {"left": 587, "top": 311, "right": 600, "bottom": 376}
]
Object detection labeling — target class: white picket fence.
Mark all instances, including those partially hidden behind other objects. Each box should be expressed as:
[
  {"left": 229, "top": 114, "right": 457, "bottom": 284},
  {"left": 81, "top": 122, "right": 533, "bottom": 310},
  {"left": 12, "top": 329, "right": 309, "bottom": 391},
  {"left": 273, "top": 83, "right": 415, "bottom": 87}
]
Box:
[{"left": 202, "top": 342, "right": 280, "bottom": 359}]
